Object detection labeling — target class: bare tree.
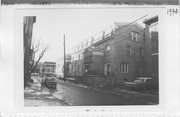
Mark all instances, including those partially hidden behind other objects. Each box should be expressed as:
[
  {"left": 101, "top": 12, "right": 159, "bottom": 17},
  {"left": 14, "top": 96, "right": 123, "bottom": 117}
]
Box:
[{"left": 29, "top": 39, "right": 49, "bottom": 76}]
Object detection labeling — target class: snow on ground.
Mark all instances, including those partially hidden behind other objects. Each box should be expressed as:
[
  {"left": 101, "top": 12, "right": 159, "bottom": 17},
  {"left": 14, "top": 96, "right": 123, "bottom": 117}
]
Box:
[{"left": 24, "top": 76, "right": 69, "bottom": 106}]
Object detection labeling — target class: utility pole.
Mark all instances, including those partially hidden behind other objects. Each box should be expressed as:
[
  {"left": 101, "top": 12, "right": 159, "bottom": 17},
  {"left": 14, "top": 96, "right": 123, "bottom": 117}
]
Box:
[{"left": 63, "top": 34, "right": 66, "bottom": 82}]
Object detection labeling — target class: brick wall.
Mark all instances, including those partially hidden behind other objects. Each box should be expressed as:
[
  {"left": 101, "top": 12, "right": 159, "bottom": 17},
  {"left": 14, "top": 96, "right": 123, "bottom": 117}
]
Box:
[{"left": 113, "top": 24, "right": 145, "bottom": 84}]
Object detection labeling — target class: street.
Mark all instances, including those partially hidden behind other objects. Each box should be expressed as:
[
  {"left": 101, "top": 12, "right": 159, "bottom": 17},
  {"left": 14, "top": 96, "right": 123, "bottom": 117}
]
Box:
[
  {"left": 24, "top": 76, "right": 158, "bottom": 106},
  {"left": 55, "top": 80, "right": 157, "bottom": 105}
]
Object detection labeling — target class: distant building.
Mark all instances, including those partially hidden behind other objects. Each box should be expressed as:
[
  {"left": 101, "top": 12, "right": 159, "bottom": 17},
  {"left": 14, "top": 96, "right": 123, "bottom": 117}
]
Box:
[
  {"left": 56, "top": 58, "right": 63, "bottom": 76},
  {"left": 64, "top": 54, "right": 71, "bottom": 77},
  {"left": 56, "top": 54, "right": 71, "bottom": 77},
  {"left": 70, "top": 52, "right": 84, "bottom": 77},
  {"left": 43, "top": 62, "right": 56, "bottom": 75}
]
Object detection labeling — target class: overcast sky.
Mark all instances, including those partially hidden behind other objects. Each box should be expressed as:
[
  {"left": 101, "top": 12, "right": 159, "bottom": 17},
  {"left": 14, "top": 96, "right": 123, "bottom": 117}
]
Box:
[{"left": 32, "top": 6, "right": 161, "bottom": 62}]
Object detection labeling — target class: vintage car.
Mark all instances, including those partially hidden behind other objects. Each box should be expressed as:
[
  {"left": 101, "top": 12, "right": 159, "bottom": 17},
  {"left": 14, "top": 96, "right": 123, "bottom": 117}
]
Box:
[
  {"left": 124, "top": 77, "right": 158, "bottom": 90},
  {"left": 43, "top": 74, "right": 57, "bottom": 90}
]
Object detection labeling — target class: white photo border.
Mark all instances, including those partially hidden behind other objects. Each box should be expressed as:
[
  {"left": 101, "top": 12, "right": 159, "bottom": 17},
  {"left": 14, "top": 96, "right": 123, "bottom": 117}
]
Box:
[{"left": 0, "top": 4, "right": 180, "bottom": 116}]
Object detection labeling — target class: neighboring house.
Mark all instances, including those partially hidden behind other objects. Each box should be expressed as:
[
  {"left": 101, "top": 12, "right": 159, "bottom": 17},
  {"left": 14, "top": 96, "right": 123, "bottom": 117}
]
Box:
[
  {"left": 43, "top": 62, "right": 56, "bottom": 75},
  {"left": 143, "top": 15, "right": 159, "bottom": 82},
  {"left": 83, "top": 47, "right": 104, "bottom": 76},
  {"left": 23, "top": 16, "right": 36, "bottom": 84},
  {"left": 71, "top": 51, "right": 84, "bottom": 77}
]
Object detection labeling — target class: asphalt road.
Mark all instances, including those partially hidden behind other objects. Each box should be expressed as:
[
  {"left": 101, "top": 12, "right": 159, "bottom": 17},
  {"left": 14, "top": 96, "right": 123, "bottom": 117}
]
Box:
[{"left": 55, "top": 80, "right": 153, "bottom": 106}]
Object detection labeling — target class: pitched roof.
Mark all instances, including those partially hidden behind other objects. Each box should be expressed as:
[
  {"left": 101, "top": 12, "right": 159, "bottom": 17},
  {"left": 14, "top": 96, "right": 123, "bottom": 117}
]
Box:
[{"left": 114, "top": 22, "right": 144, "bottom": 29}]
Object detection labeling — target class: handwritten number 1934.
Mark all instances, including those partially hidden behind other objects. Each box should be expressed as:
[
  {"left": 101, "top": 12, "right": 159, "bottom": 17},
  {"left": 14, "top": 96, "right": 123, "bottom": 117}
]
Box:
[{"left": 167, "top": 8, "right": 179, "bottom": 16}]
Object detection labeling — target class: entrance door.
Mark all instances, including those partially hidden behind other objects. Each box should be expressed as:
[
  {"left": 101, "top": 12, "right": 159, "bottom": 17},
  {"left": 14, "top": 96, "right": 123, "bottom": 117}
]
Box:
[{"left": 107, "top": 64, "right": 111, "bottom": 76}]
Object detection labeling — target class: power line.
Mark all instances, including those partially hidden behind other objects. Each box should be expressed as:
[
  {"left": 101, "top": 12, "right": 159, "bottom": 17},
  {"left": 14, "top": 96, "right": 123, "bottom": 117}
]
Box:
[
  {"left": 70, "top": 15, "right": 148, "bottom": 53},
  {"left": 70, "top": 15, "right": 153, "bottom": 56},
  {"left": 71, "top": 21, "right": 158, "bottom": 58}
]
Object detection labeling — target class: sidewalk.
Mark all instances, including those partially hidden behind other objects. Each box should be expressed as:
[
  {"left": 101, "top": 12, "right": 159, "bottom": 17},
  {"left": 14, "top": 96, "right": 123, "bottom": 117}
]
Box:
[{"left": 24, "top": 77, "right": 69, "bottom": 106}]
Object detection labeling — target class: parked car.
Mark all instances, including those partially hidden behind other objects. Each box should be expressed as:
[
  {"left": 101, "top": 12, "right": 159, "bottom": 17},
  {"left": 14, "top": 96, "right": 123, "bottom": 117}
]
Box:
[
  {"left": 43, "top": 74, "right": 57, "bottom": 90},
  {"left": 124, "top": 77, "right": 158, "bottom": 90}
]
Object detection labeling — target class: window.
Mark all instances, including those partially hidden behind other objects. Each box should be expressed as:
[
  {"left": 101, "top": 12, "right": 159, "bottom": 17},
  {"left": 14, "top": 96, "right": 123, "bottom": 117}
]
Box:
[
  {"left": 89, "top": 56, "right": 92, "bottom": 63},
  {"left": 106, "top": 45, "right": 110, "bottom": 51},
  {"left": 105, "top": 45, "right": 110, "bottom": 56},
  {"left": 140, "top": 48, "right": 143, "bottom": 57},
  {"left": 104, "top": 63, "right": 111, "bottom": 76},
  {"left": 131, "top": 32, "right": 139, "bottom": 41},
  {"left": 127, "top": 46, "right": 132, "bottom": 56},
  {"left": 79, "top": 54, "right": 80, "bottom": 60},
  {"left": 120, "top": 62, "right": 128, "bottom": 73}
]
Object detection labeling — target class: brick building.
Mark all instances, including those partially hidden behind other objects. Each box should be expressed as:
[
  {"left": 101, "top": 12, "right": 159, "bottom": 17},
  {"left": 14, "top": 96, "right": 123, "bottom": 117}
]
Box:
[
  {"left": 42, "top": 62, "right": 56, "bottom": 75},
  {"left": 82, "top": 23, "right": 147, "bottom": 86},
  {"left": 23, "top": 16, "right": 36, "bottom": 86},
  {"left": 70, "top": 16, "right": 158, "bottom": 87}
]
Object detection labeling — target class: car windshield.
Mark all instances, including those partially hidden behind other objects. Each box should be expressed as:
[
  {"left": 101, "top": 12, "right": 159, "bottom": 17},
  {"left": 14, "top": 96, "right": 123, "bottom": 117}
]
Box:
[{"left": 135, "top": 77, "right": 152, "bottom": 83}]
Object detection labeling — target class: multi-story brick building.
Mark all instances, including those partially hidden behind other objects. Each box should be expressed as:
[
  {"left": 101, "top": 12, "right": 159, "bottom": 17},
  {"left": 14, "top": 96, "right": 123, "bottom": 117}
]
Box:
[
  {"left": 70, "top": 16, "right": 158, "bottom": 87},
  {"left": 82, "top": 23, "right": 147, "bottom": 86},
  {"left": 42, "top": 62, "right": 56, "bottom": 75},
  {"left": 23, "top": 16, "right": 36, "bottom": 86}
]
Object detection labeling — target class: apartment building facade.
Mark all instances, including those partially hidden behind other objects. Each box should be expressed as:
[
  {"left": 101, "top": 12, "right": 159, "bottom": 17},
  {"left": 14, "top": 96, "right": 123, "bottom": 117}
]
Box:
[{"left": 70, "top": 16, "right": 158, "bottom": 87}]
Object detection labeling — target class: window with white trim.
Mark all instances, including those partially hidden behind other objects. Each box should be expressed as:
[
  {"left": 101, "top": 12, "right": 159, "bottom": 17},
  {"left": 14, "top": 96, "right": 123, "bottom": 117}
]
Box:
[
  {"left": 106, "top": 44, "right": 110, "bottom": 51},
  {"left": 120, "top": 62, "right": 128, "bottom": 73},
  {"left": 105, "top": 44, "right": 110, "bottom": 56},
  {"left": 131, "top": 32, "right": 139, "bottom": 41}
]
